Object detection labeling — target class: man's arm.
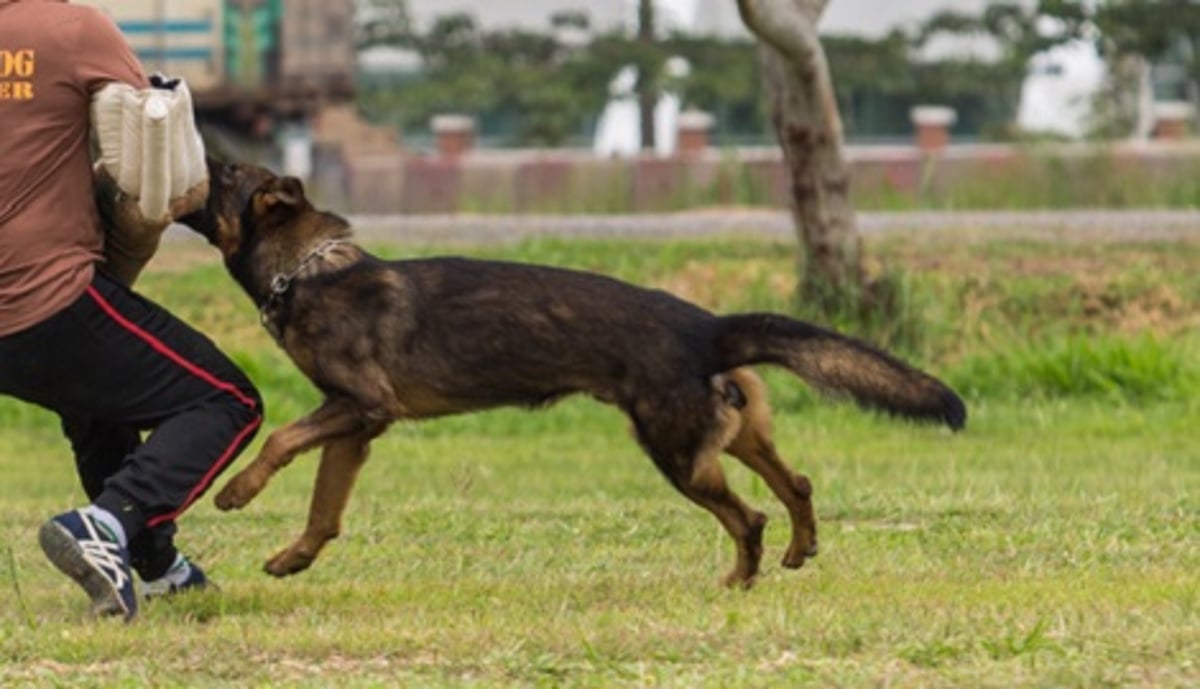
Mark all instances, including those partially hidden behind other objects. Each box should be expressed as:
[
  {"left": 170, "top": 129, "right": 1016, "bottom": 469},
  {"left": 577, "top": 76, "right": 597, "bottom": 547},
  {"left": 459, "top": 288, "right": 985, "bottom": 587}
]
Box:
[
  {"left": 78, "top": 8, "right": 157, "bottom": 286},
  {"left": 74, "top": 7, "right": 149, "bottom": 93}
]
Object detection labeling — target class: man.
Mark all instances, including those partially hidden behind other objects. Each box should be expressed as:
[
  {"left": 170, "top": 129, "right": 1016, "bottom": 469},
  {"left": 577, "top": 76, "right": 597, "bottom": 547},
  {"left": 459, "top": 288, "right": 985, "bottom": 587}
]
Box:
[{"left": 0, "top": 0, "right": 263, "bottom": 620}]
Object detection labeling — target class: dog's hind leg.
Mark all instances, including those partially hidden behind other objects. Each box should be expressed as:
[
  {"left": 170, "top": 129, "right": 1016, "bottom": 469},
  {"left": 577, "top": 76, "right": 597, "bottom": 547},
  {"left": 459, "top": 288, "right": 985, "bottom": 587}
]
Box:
[
  {"left": 214, "top": 397, "right": 365, "bottom": 511},
  {"left": 721, "top": 369, "right": 818, "bottom": 569},
  {"left": 263, "top": 431, "right": 375, "bottom": 577},
  {"left": 629, "top": 387, "right": 767, "bottom": 589}
]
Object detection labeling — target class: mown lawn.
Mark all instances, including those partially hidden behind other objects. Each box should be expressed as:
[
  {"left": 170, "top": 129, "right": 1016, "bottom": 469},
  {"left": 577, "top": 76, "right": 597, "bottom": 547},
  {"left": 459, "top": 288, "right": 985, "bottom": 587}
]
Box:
[{"left": 0, "top": 233, "right": 1196, "bottom": 687}]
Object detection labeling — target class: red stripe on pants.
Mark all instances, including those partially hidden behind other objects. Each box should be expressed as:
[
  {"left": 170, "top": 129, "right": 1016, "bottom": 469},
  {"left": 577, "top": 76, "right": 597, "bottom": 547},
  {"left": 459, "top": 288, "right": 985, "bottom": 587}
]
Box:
[{"left": 85, "top": 285, "right": 262, "bottom": 527}]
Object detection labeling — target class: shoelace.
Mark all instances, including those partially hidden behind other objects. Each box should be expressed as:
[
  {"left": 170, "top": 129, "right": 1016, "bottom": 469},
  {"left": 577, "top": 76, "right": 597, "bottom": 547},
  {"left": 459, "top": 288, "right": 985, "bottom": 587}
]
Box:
[{"left": 77, "top": 511, "right": 130, "bottom": 590}]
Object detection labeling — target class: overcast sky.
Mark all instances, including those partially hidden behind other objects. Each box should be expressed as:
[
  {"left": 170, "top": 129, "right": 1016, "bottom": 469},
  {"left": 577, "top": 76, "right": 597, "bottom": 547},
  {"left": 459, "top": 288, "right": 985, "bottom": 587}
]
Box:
[
  {"left": 687, "top": 0, "right": 1006, "bottom": 38},
  {"left": 403, "top": 0, "right": 1008, "bottom": 37}
]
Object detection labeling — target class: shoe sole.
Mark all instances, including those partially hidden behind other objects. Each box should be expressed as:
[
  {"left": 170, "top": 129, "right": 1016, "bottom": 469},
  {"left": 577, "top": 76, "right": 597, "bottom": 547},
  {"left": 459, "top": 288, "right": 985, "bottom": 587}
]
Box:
[{"left": 38, "top": 521, "right": 133, "bottom": 620}]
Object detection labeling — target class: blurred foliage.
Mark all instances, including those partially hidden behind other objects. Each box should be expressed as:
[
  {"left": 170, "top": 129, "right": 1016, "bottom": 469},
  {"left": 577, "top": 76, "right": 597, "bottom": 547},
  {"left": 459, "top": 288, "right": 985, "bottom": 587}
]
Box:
[
  {"left": 924, "top": 0, "right": 1200, "bottom": 136},
  {"left": 919, "top": 1, "right": 1088, "bottom": 70},
  {"left": 358, "top": 12, "right": 612, "bottom": 145},
  {"left": 824, "top": 31, "right": 1027, "bottom": 140},
  {"left": 1084, "top": 0, "right": 1200, "bottom": 136},
  {"left": 355, "top": 1, "right": 1200, "bottom": 146},
  {"left": 355, "top": 0, "right": 414, "bottom": 50},
  {"left": 355, "top": 6, "right": 1038, "bottom": 146},
  {"left": 1093, "top": 0, "right": 1200, "bottom": 95}
]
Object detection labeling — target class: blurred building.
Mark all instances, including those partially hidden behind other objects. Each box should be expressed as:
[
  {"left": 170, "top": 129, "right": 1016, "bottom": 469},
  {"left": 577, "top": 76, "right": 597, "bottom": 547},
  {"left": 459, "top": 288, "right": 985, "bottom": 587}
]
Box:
[
  {"left": 77, "top": 0, "right": 356, "bottom": 112},
  {"left": 1018, "top": 39, "right": 1107, "bottom": 139},
  {"left": 77, "top": 0, "right": 365, "bottom": 177}
]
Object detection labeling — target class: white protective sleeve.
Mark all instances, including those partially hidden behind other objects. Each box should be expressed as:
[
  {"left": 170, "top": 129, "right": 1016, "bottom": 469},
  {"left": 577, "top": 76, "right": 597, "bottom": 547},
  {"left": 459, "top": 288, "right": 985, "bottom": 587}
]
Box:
[{"left": 91, "top": 78, "right": 208, "bottom": 221}]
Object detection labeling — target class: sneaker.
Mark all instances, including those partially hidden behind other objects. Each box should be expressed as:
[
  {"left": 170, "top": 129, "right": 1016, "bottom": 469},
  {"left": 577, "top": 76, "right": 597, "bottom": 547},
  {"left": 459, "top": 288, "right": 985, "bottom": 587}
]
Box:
[
  {"left": 39, "top": 509, "right": 137, "bottom": 621},
  {"left": 142, "top": 555, "right": 215, "bottom": 599}
]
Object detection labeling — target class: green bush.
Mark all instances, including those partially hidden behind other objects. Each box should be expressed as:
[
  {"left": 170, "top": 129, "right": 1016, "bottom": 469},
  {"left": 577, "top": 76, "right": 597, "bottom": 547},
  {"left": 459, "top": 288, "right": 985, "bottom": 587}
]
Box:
[{"left": 950, "top": 335, "right": 1200, "bottom": 402}]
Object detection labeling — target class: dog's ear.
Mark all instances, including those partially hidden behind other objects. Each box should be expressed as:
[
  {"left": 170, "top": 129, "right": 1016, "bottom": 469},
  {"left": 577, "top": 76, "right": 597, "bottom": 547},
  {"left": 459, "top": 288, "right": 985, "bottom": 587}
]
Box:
[{"left": 260, "top": 176, "right": 307, "bottom": 210}]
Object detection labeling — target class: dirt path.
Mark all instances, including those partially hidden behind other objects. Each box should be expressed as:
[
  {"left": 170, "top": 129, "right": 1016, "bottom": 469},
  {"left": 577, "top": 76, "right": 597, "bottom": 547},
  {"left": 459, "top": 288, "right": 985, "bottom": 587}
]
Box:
[
  {"left": 163, "top": 209, "right": 1200, "bottom": 246},
  {"left": 348, "top": 209, "right": 1200, "bottom": 245}
]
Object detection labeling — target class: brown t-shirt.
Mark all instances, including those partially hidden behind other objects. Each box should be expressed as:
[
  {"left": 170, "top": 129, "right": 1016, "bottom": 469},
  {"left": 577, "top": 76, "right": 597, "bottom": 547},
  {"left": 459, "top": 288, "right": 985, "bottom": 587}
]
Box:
[{"left": 0, "top": 0, "right": 147, "bottom": 336}]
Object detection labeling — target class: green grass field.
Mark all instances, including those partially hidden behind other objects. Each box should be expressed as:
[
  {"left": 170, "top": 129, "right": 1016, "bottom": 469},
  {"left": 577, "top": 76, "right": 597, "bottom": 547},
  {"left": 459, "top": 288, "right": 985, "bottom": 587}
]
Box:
[{"left": 0, "top": 233, "right": 1196, "bottom": 687}]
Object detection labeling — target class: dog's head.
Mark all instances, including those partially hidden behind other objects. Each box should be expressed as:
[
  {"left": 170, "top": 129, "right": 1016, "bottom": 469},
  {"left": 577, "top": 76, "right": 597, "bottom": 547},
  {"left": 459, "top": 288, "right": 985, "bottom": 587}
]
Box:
[{"left": 176, "top": 158, "right": 311, "bottom": 259}]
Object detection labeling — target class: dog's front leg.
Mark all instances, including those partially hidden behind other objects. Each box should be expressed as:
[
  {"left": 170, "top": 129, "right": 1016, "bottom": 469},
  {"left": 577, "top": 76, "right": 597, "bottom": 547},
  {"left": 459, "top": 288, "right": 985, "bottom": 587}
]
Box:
[
  {"left": 214, "top": 398, "right": 364, "bottom": 511},
  {"left": 264, "top": 432, "right": 374, "bottom": 577}
]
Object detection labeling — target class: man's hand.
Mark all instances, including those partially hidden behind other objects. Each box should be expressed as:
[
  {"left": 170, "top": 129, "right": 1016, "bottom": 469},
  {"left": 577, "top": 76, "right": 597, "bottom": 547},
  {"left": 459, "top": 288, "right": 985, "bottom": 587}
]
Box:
[{"left": 94, "top": 166, "right": 169, "bottom": 286}]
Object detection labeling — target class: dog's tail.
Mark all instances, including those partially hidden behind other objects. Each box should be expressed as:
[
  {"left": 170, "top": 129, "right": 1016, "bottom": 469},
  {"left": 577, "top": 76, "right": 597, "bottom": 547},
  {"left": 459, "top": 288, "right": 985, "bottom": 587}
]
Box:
[{"left": 714, "top": 313, "right": 966, "bottom": 430}]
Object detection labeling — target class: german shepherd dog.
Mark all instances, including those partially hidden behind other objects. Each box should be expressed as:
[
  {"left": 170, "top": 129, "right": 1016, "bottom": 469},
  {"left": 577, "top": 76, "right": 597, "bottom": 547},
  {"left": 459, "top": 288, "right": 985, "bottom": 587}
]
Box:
[{"left": 174, "top": 161, "right": 965, "bottom": 588}]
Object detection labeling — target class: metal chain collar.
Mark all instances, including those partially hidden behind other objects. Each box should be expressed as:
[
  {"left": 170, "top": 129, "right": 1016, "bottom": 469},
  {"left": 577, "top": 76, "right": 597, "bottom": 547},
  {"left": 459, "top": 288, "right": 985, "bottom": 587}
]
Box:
[{"left": 259, "top": 238, "right": 348, "bottom": 339}]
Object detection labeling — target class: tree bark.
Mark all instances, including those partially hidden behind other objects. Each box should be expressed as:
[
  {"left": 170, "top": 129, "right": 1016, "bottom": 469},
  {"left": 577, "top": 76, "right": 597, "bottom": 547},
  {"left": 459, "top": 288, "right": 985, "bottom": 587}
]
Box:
[
  {"left": 737, "top": 0, "right": 863, "bottom": 304},
  {"left": 637, "top": 0, "right": 658, "bottom": 151}
]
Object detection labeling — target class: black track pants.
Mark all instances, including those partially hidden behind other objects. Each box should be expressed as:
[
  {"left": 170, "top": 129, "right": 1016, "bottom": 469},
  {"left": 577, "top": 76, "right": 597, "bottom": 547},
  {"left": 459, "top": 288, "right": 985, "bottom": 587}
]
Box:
[{"left": 0, "top": 270, "right": 262, "bottom": 575}]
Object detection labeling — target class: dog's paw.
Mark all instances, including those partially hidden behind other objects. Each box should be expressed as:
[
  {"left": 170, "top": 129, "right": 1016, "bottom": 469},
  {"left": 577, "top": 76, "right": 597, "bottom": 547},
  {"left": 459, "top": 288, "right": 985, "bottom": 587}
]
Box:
[
  {"left": 781, "top": 537, "right": 819, "bottom": 569},
  {"left": 264, "top": 547, "right": 315, "bottom": 577},
  {"left": 722, "top": 569, "right": 758, "bottom": 590},
  {"left": 213, "top": 474, "right": 258, "bottom": 511}
]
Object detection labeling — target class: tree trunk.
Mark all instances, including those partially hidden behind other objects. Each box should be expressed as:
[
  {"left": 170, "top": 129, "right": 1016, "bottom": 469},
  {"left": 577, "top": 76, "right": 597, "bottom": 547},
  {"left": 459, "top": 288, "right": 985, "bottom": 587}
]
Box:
[
  {"left": 737, "top": 0, "right": 863, "bottom": 306},
  {"left": 637, "top": 0, "right": 658, "bottom": 151}
]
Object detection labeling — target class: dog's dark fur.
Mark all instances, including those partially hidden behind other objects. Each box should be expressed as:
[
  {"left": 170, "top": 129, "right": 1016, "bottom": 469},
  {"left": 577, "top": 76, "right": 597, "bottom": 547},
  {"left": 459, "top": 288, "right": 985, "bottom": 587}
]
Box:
[{"left": 175, "top": 161, "right": 966, "bottom": 587}]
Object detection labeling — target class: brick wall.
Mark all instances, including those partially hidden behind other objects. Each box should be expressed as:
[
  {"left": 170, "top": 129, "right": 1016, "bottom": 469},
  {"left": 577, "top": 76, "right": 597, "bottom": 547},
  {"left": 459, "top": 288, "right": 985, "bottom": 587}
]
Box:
[{"left": 314, "top": 141, "right": 1200, "bottom": 215}]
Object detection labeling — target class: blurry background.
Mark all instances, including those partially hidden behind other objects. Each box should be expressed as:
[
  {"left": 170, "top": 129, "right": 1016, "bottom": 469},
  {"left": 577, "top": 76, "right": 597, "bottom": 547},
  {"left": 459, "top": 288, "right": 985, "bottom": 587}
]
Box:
[{"left": 76, "top": 0, "right": 1200, "bottom": 214}]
